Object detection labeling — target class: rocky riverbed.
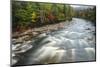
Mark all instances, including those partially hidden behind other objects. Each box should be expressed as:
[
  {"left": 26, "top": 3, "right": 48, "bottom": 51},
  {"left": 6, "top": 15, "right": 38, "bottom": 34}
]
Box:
[
  {"left": 12, "top": 21, "right": 69, "bottom": 65},
  {"left": 12, "top": 18, "right": 96, "bottom": 66}
]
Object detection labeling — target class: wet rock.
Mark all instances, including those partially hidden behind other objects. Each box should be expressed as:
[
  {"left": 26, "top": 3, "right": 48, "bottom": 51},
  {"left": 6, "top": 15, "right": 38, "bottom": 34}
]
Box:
[
  {"left": 23, "top": 35, "right": 32, "bottom": 41},
  {"left": 12, "top": 44, "right": 22, "bottom": 50},
  {"left": 85, "top": 28, "right": 91, "bottom": 30},
  {"left": 37, "top": 33, "right": 47, "bottom": 38},
  {"left": 15, "top": 45, "right": 32, "bottom": 54},
  {"left": 12, "top": 39, "right": 17, "bottom": 44},
  {"left": 32, "top": 32, "right": 39, "bottom": 36},
  {"left": 13, "top": 35, "right": 32, "bottom": 44},
  {"left": 12, "top": 56, "right": 19, "bottom": 65},
  {"left": 13, "top": 38, "right": 23, "bottom": 44}
]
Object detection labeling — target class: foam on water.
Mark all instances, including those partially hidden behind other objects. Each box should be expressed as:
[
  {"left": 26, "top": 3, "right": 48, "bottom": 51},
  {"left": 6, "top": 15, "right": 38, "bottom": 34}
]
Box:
[{"left": 12, "top": 18, "right": 96, "bottom": 65}]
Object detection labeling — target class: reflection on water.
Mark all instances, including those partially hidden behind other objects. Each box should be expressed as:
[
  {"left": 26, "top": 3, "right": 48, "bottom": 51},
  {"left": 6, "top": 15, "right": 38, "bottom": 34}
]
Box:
[{"left": 12, "top": 18, "right": 96, "bottom": 66}]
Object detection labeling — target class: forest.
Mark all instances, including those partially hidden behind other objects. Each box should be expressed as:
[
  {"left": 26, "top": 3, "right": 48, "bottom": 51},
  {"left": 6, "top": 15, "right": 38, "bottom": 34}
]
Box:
[
  {"left": 12, "top": 1, "right": 75, "bottom": 32},
  {"left": 74, "top": 6, "right": 96, "bottom": 22},
  {"left": 12, "top": 1, "right": 96, "bottom": 33}
]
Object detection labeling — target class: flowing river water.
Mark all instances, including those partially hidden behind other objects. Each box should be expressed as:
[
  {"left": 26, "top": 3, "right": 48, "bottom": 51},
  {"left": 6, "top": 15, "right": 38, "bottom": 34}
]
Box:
[{"left": 12, "top": 18, "right": 96, "bottom": 66}]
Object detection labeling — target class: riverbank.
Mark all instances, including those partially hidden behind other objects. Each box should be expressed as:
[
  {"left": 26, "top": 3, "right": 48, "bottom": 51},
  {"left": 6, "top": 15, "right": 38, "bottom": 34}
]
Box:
[
  {"left": 12, "top": 21, "right": 70, "bottom": 44},
  {"left": 12, "top": 20, "right": 70, "bottom": 65}
]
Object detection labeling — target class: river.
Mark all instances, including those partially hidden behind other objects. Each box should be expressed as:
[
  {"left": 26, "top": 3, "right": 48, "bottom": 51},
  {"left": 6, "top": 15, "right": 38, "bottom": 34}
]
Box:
[{"left": 12, "top": 18, "right": 96, "bottom": 66}]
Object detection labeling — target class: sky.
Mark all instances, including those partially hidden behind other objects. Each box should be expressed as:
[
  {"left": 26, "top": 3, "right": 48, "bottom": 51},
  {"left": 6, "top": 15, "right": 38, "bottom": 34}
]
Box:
[{"left": 70, "top": 5, "right": 94, "bottom": 9}]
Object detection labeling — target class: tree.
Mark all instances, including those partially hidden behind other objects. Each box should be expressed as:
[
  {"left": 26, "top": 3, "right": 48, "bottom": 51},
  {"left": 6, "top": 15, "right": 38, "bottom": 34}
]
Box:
[{"left": 12, "top": 1, "right": 75, "bottom": 32}]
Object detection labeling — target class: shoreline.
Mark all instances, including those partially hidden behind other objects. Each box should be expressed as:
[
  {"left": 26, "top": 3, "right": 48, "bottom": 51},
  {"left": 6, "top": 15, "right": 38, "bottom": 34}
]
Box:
[{"left": 12, "top": 21, "right": 70, "bottom": 44}]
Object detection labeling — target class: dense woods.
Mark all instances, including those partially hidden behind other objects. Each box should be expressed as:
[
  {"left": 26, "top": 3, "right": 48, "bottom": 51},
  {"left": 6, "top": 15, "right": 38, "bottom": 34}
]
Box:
[
  {"left": 74, "top": 6, "right": 96, "bottom": 22},
  {"left": 12, "top": 1, "right": 96, "bottom": 33},
  {"left": 12, "top": 1, "right": 75, "bottom": 32}
]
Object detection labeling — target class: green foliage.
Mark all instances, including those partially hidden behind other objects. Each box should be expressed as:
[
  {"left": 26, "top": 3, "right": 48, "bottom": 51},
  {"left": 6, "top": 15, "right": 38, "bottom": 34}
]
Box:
[
  {"left": 74, "top": 6, "right": 96, "bottom": 22},
  {"left": 12, "top": 1, "right": 75, "bottom": 32},
  {"left": 12, "top": 1, "right": 95, "bottom": 33}
]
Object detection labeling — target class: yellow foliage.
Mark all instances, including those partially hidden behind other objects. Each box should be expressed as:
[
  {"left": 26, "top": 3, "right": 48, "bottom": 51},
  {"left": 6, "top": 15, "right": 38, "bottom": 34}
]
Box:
[{"left": 31, "top": 12, "right": 37, "bottom": 22}]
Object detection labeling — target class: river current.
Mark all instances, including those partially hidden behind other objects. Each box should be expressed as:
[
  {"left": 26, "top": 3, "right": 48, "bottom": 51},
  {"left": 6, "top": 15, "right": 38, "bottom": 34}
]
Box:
[{"left": 12, "top": 18, "right": 96, "bottom": 66}]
